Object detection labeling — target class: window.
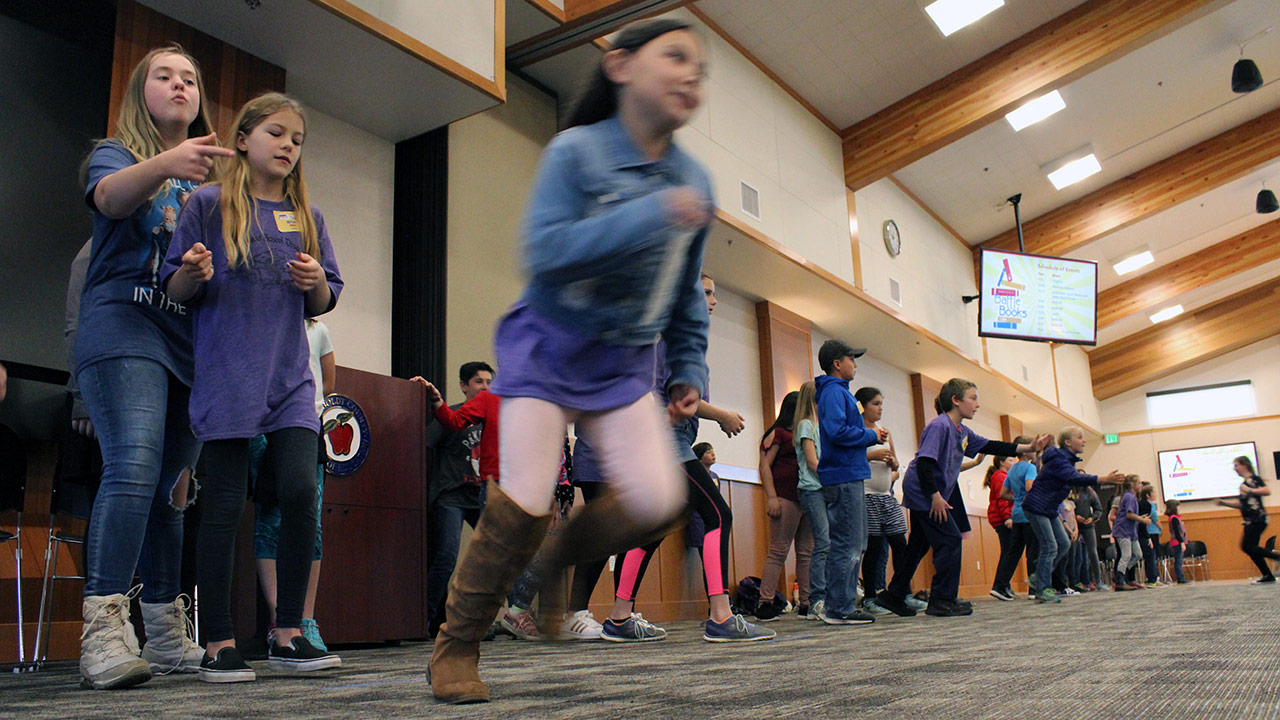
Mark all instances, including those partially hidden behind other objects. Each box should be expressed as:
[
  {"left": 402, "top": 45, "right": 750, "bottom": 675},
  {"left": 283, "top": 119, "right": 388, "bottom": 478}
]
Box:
[{"left": 1145, "top": 381, "right": 1256, "bottom": 427}]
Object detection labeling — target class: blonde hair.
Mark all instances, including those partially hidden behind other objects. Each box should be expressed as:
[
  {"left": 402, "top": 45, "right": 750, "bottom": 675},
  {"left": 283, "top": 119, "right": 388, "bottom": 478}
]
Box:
[
  {"left": 793, "top": 380, "right": 818, "bottom": 435},
  {"left": 1057, "top": 426, "right": 1083, "bottom": 449},
  {"left": 216, "top": 93, "right": 318, "bottom": 268},
  {"left": 90, "top": 45, "right": 216, "bottom": 192}
]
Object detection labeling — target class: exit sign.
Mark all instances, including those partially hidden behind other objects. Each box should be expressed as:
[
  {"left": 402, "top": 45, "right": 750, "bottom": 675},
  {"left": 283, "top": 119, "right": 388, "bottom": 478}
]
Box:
[{"left": 1104, "top": 434, "right": 1119, "bottom": 444}]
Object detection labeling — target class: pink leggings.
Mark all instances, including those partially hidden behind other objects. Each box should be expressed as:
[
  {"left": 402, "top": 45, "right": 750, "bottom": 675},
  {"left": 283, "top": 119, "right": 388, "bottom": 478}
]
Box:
[{"left": 614, "top": 458, "right": 732, "bottom": 601}]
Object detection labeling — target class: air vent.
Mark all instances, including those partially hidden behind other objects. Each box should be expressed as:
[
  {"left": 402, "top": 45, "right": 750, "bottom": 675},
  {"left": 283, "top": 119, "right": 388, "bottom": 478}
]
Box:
[
  {"left": 1022, "top": 365, "right": 1029, "bottom": 382},
  {"left": 888, "top": 277, "right": 902, "bottom": 306},
  {"left": 740, "top": 181, "right": 761, "bottom": 220}
]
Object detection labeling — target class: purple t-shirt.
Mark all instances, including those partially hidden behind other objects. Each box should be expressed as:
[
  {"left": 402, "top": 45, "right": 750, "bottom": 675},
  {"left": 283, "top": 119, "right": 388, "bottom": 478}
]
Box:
[
  {"left": 491, "top": 302, "right": 661, "bottom": 413},
  {"left": 901, "top": 414, "right": 989, "bottom": 512},
  {"left": 1112, "top": 492, "right": 1140, "bottom": 540},
  {"left": 161, "top": 186, "right": 342, "bottom": 441}
]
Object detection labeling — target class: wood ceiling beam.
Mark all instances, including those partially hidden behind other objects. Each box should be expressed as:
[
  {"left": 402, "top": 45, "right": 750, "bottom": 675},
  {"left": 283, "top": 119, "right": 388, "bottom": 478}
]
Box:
[
  {"left": 980, "top": 106, "right": 1280, "bottom": 257},
  {"left": 840, "top": 0, "right": 1223, "bottom": 191},
  {"left": 1097, "top": 218, "right": 1280, "bottom": 328},
  {"left": 1089, "top": 276, "right": 1280, "bottom": 399},
  {"left": 507, "top": 0, "right": 693, "bottom": 68}
]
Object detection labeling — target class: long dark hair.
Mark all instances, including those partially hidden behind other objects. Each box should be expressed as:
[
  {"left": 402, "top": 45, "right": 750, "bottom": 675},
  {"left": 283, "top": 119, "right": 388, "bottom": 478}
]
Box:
[
  {"left": 564, "top": 18, "right": 693, "bottom": 129},
  {"left": 983, "top": 454, "right": 1010, "bottom": 489},
  {"left": 762, "top": 391, "right": 799, "bottom": 444}
]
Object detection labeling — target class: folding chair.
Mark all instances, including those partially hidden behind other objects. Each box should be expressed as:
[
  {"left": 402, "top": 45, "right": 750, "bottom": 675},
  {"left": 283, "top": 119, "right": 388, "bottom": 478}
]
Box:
[{"left": 1, "top": 423, "right": 28, "bottom": 667}]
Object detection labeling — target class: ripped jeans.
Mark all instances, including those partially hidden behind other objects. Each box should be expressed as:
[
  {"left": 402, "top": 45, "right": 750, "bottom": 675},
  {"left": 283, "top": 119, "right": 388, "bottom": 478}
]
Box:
[{"left": 79, "top": 356, "right": 201, "bottom": 603}]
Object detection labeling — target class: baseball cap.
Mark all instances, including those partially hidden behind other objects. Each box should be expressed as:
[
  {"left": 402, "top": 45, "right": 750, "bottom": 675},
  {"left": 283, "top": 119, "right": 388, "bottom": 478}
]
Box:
[{"left": 818, "top": 339, "right": 866, "bottom": 373}]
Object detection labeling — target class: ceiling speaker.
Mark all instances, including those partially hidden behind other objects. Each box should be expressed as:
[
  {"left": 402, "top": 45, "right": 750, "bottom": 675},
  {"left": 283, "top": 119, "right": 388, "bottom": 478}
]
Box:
[
  {"left": 1258, "top": 189, "right": 1279, "bottom": 214},
  {"left": 1232, "top": 58, "right": 1263, "bottom": 93}
]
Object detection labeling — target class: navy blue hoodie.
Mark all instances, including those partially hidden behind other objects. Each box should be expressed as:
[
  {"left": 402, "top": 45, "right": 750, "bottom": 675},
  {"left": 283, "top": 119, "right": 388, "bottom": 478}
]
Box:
[
  {"left": 814, "top": 374, "right": 881, "bottom": 485},
  {"left": 1024, "top": 446, "right": 1099, "bottom": 517}
]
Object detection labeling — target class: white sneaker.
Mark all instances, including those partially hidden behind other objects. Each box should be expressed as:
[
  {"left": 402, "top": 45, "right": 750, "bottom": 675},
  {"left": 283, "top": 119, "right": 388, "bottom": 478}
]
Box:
[
  {"left": 141, "top": 594, "right": 203, "bottom": 673},
  {"left": 1063, "top": 587, "right": 1081, "bottom": 596},
  {"left": 560, "top": 609, "right": 603, "bottom": 640},
  {"left": 81, "top": 587, "right": 152, "bottom": 690}
]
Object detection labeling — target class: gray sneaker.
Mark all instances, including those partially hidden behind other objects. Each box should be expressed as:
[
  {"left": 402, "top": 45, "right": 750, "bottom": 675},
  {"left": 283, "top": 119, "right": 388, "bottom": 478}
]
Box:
[
  {"left": 903, "top": 595, "right": 928, "bottom": 611},
  {"left": 704, "top": 614, "right": 776, "bottom": 642},
  {"left": 822, "top": 608, "right": 875, "bottom": 625},
  {"left": 601, "top": 613, "right": 667, "bottom": 642},
  {"left": 861, "top": 598, "right": 892, "bottom": 616},
  {"left": 808, "top": 600, "right": 826, "bottom": 621}
]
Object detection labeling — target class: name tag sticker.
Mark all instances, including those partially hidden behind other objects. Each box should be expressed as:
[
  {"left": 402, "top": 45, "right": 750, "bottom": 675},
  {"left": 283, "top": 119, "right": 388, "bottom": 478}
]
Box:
[{"left": 274, "top": 211, "right": 299, "bottom": 233}]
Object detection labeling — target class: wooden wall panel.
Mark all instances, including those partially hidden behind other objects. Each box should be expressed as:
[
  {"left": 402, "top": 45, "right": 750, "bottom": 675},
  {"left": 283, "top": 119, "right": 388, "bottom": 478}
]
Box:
[
  {"left": 909, "top": 373, "right": 943, "bottom": 445},
  {"left": 1000, "top": 414, "right": 1023, "bottom": 443},
  {"left": 981, "top": 106, "right": 1280, "bottom": 257},
  {"left": 841, "top": 0, "right": 1218, "bottom": 190},
  {"left": 1097, "top": 218, "right": 1280, "bottom": 328},
  {"left": 755, "top": 301, "right": 813, "bottom": 428},
  {"left": 109, "top": 0, "right": 286, "bottom": 141},
  {"left": 1089, "top": 276, "right": 1280, "bottom": 399}
]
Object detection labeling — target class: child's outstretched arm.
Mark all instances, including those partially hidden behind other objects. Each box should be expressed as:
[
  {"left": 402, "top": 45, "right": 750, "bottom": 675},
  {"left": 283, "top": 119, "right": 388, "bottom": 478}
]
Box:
[{"left": 93, "top": 135, "right": 233, "bottom": 219}]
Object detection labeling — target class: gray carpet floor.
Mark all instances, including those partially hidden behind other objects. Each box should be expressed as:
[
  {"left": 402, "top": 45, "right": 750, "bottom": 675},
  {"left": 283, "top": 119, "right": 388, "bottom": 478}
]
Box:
[{"left": 4, "top": 580, "right": 1279, "bottom": 719}]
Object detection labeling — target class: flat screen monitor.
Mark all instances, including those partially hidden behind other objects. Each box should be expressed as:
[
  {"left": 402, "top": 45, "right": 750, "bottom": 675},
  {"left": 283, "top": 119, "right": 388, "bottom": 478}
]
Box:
[
  {"left": 1158, "top": 441, "right": 1258, "bottom": 502},
  {"left": 978, "top": 248, "right": 1097, "bottom": 345}
]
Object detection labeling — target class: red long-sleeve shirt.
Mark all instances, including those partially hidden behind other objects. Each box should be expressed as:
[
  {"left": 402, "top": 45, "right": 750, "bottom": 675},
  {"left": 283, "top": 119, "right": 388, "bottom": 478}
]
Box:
[
  {"left": 434, "top": 390, "right": 501, "bottom": 483},
  {"left": 987, "top": 469, "right": 1012, "bottom": 526}
]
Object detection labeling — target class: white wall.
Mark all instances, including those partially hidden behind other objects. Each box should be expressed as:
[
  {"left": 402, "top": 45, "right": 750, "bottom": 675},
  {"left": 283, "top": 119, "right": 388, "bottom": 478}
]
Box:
[
  {"left": 693, "top": 286, "right": 764, "bottom": 472},
  {"left": 854, "top": 179, "right": 982, "bottom": 359},
  {"left": 669, "top": 10, "right": 855, "bottom": 286},
  {"left": 1089, "top": 336, "right": 1280, "bottom": 512},
  {"left": 445, "top": 74, "right": 558, "bottom": 403},
  {"left": 296, "top": 106, "right": 396, "bottom": 374},
  {"left": 346, "top": 0, "right": 497, "bottom": 80},
  {"left": 1054, "top": 344, "right": 1102, "bottom": 430},
  {"left": 984, "top": 337, "right": 1056, "bottom": 404}
]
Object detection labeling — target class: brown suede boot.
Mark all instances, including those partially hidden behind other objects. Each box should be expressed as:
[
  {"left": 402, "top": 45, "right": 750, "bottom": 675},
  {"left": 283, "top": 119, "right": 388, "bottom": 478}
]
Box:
[
  {"left": 428, "top": 486, "right": 551, "bottom": 704},
  {"left": 536, "top": 490, "right": 681, "bottom": 638}
]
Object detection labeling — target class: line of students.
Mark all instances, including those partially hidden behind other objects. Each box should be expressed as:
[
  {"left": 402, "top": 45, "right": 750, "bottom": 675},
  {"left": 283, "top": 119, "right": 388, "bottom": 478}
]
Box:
[{"left": 75, "top": 46, "right": 343, "bottom": 690}]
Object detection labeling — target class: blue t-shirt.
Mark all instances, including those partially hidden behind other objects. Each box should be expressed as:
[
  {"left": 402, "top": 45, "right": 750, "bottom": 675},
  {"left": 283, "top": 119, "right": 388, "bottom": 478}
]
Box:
[
  {"left": 75, "top": 141, "right": 197, "bottom": 384},
  {"left": 901, "top": 414, "right": 990, "bottom": 512},
  {"left": 1006, "top": 460, "right": 1036, "bottom": 523},
  {"left": 795, "top": 418, "right": 821, "bottom": 492},
  {"left": 161, "top": 186, "right": 342, "bottom": 441}
]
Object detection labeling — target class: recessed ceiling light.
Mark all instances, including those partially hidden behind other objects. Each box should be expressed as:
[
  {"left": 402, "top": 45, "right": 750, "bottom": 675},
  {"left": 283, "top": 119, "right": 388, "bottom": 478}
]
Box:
[
  {"left": 1111, "top": 250, "right": 1154, "bottom": 276},
  {"left": 1149, "top": 305, "right": 1184, "bottom": 324},
  {"left": 1043, "top": 148, "right": 1101, "bottom": 190},
  {"left": 1005, "top": 91, "right": 1066, "bottom": 131},
  {"left": 925, "top": 0, "right": 1004, "bottom": 37}
]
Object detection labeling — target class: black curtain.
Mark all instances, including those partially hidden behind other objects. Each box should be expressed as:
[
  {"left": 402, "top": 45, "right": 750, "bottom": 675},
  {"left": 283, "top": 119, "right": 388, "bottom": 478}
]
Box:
[{"left": 391, "top": 127, "right": 448, "bottom": 382}]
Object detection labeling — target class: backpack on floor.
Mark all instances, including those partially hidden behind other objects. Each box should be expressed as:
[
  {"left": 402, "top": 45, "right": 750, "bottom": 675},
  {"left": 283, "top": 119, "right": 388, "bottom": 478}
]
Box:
[{"left": 734, "top": 576, "right": 784, "bottom": 615}]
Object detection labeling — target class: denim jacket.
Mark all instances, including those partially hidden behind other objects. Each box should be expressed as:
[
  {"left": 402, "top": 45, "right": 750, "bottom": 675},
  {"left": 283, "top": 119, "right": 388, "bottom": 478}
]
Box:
[{"left": 521, "top": 116, "right": 712, "bottom": 396}]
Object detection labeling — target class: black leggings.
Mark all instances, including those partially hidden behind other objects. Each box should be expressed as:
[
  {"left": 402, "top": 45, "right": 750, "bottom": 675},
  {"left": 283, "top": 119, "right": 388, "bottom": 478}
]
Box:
[
  {"left": 198, "top": 428, "right": 318, "bottom": 642},
  {"left": 993, "top": 520, "right": 1034, "bottom": 589},
  {"left": 863, "top": 533, "right": 907, "bottom": 596},
  {"left": 1242, "top": 521, "right": 1280, "bottom": 578},
  {"left": 614, "top": 458, "right": 732, "bottom": 602},
  {"left": 568, "top": 483, "right": 609, "bottom": 611}
]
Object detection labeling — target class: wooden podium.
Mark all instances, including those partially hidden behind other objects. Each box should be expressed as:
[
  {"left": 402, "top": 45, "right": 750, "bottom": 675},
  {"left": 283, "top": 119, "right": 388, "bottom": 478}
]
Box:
[{"left": 312, "top": 366, "right": 428, "bottom": 643}]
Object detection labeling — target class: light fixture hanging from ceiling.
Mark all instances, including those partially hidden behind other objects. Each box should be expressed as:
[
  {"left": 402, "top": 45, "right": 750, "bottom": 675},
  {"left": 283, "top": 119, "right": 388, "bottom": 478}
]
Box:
[
  {"left": 1259, "top": 187, "right": 1279, "bottom": 214},
  {"left": 1232, "top": 27, "right": 1271, "bottom": 93}
]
